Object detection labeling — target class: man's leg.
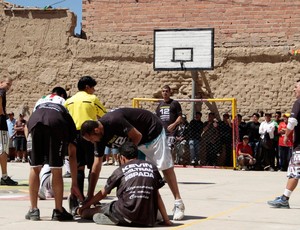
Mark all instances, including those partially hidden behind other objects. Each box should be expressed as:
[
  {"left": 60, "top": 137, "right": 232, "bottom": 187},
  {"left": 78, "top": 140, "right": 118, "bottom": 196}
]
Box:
[
  {"left": 162, "top": 167, "right": 181, "bottom": 200},
  {"left": 162, "top": 167, "right": 184, "bottom": 220},
  {"left": 51, "top": 168, "right": 63, "bottom": 211},
  {"left": 29, "top": 166, "right": 42, "bottom": 209},
  {"left": 0, "top": 153, "right": 8, "bottom": 175}
]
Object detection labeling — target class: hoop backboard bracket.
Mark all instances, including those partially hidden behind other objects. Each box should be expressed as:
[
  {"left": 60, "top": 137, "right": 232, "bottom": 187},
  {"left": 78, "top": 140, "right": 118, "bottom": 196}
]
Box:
[{"left": 154, "top": 28, "right": 214, "bottom": 71}]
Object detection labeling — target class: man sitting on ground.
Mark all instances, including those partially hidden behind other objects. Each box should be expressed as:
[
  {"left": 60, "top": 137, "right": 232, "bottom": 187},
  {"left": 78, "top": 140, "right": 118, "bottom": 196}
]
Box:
[{"left": 78, "top": 141, "right": 172, "bottom": 227}]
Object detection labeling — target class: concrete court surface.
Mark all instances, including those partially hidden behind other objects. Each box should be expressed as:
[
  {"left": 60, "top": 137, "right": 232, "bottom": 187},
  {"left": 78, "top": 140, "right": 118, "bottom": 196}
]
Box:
[{"left": 0, "top": 162, "right": 300, "bottom": 230}]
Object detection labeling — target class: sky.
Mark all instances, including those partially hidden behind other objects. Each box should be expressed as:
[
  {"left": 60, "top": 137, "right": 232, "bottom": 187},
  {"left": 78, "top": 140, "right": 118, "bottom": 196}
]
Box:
[{"left": 6, "top": 0, "right": 82, "bottom": 34}]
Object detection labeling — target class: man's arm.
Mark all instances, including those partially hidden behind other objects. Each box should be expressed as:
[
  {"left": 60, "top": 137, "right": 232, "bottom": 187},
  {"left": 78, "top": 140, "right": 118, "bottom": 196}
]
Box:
[
  {"left": 78, "top": 188, "right": 107, "bottom": 216},
  {"left": 168, "top": 115, "right": 182, "bottom": 133},
  {"left": 0, "top": 96, "right": 3, "bottom": 115},
  {"left": 157, "top": 191, "right": 172, "bottom": 226},
  {"left": 68, "top": 143, "right": 84, "bottom": 201},
  {"left": 127, "top": 127, "right": 142, "bottom": 145},
  {"left": 86, "top": 155, "right": 102, "bottom": 200}
]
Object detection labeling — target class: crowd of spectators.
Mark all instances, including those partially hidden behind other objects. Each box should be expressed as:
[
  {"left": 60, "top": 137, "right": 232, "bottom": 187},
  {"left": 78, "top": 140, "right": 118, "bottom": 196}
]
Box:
[{"left": 172, "top": 110, "right": 292, "bottom": 171}]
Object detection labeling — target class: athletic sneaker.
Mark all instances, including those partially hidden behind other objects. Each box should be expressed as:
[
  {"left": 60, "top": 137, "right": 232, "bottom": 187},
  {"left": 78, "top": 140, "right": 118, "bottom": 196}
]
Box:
[
  {"left": 25, "top": 208, "right": 40, "bottom": 221},
  {"left": 68, "top": 194, "right": 79, "bottom": 216},
  {"left": 173, "top": 199, "right": 185, "bottom": 220},
  {"left": 51, "top": 207, "right": 73, "bottom": 221},
  {"left": 63, "top": 172, "right": 71, "bottom": 178},
  {"left": 39, "top": 188, "right": 54, "bottom": 200},
  {"left": 1, "top": 176, "right": 18, "bottom": 185},
  {"left": 267, "top": 196, "right": 290, "bottom": 209},
  {"left": 93, "top": 213, "right": 115, "bottom": 225}
]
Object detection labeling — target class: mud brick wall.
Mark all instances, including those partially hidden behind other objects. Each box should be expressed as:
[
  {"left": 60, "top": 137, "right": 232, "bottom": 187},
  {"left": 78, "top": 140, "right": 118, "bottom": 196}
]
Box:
[{"left": 1, "top": 1, "right": 300, "bottom": 121}]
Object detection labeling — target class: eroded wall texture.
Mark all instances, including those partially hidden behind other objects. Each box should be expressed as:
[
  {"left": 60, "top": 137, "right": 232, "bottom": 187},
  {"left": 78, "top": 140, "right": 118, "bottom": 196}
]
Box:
[{"left": 1, "top": 1, "right": 300, "bottom": 119}]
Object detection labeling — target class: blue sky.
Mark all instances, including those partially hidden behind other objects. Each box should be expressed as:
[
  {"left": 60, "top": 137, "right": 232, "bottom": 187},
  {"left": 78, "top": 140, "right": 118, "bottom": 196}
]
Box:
[{"left": 6, "top": 0, "right": 82, "bottom": 34}]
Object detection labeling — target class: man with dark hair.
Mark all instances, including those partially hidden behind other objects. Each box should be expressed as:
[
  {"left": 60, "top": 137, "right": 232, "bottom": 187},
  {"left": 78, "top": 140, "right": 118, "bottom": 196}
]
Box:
[
  {"left": 246, "top": 112, "right": 261, "bottom": 168},
  {"left": 25, "top": 87, "right": 82, "bottom": 221},
  {"left": 188, "top": 111, "right": 203, "bottom": 166},
  {"left": 268, "top": 80, "right": 300, "bottom": 208},
  {"left": 0, "top": 77, "right": 18, "bottom": 186},
  {"left": 80, "top": 108, "right": 185, "bottom": 220},
  {"left": 78, "top": 141, "right": 172, "bottom": 227},
  {"left": 65, "top": 76, "right": 106, "bottom": 213},
  {"left": 156, "top": 85, "right": 182, "bottom": 150}
]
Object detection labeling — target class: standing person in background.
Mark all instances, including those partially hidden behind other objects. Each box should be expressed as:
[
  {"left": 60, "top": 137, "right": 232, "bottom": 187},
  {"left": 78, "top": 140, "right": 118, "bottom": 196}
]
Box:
[
  {"left": 0, "top": 77, "right": 18, "bottom": 186},
  {"left": 246, "top": 113, "right": 261, "bottom": 168},
  {"left": 103, "top": 146, "right": 119, "bottom": 166},
  {"left": 237, "top": 114, "right": 247, "bottom": 142},
  {"left": 65, "top": 76, "right": 106, "bottom": 213},
  {"left": 13, "top": 113, "right": 27, "bottom": 163},
  {"left": 273, "top": 111, "right": 282, "bottom": 170},
  {"left": 259, "top": 113, "right": 276, "bottom": 171},
  {"left": 188, "top": 112, "right": 203, "bottom": 166},
  {"left": 6, "top": 112, "right": 16, "bottom": 162},
  {"left": 156, "top": 85, "right": 182, "bottom": 150},
  {"left": 277, "top": 113, "right": 293, "bottom": 171},
  {"left": 268, "top": 80, "right": 300, "bottom": 208}
]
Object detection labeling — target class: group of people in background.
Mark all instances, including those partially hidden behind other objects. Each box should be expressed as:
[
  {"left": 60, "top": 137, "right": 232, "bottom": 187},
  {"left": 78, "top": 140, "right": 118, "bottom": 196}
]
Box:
[{"left": 238, "top": 111, "right": 293, "bottom": 171}]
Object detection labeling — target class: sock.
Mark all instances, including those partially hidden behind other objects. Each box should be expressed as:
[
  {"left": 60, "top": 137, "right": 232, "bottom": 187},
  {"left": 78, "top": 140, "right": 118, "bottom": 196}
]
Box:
[
  {"left": 175, "top": 199, "right": 183, "bottom": 204},
  {"left": 2, "top": 174, "right": 7, "bottom": 179},
  {"left": 283, "top": 189, "right": 292, "bottom": 200}
]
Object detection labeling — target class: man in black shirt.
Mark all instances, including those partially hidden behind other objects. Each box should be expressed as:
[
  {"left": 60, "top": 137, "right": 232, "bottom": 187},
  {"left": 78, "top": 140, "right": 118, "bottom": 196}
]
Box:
[
  {"left": 81, "top": 108, "right": 185, "bottom": 220},
  {"left": 78, "top": 142, "right": 172, "bottom": 226},
  {"left": 0, "top": 77, "right": 18, "bottom": 186},
  {"left": 268, "top": 80, "right": 300, "bottom": 208},
  {"left": 156, "top": 85, "right": 182, "bottom": 149}
]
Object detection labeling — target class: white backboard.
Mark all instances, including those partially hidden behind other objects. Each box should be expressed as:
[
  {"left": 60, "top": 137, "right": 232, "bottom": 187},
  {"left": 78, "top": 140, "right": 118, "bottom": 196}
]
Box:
[{"left": 154, "top": 28, "right": 214, "bottom": 71}]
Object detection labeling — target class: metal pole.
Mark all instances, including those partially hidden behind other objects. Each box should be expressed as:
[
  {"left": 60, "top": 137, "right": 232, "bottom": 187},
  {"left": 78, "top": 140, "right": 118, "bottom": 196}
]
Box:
[{"left": 191, "top": 71, "right": 198, "bottom": 120}]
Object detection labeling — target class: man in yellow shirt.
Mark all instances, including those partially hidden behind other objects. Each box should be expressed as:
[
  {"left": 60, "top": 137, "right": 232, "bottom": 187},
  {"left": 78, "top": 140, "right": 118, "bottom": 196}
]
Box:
[{"left": 65, "top": 76, "right": 106, "bottom": 214}]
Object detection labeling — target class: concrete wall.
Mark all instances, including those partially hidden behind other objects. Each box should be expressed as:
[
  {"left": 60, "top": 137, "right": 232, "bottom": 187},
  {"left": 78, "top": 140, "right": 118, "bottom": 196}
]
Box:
[{"left": 1, "top": 2, "right": 300, "bottom": 120}]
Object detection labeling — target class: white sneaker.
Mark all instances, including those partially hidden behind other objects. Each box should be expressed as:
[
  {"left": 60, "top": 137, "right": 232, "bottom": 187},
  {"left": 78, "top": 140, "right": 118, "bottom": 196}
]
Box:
[
  {"left": 102, "top": 161, "right": 109, "bottom": 166},
  {"left": 173, "top": 199, "right": 185, "bottom": 220},
  {"left": 38, "top": 188, "right": 46, "bottom": 200}
]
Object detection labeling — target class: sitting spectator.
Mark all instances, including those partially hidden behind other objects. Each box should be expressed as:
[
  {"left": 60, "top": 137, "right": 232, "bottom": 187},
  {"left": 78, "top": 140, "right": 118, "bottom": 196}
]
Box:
[
  {"left": 278, "top": 113, "right": 293, "bottom": 171},
  {"left": 173, "top": 114, "right": 189, "bottom": 165},
  {"left": 237, "top": 135, "right": 256, "bottom": 170}
]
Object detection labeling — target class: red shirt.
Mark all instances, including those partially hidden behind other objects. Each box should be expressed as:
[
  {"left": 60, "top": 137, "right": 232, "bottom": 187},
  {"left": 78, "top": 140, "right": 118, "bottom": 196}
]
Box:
[
  {"left": 236, "top": 142, "right": 253, "bottom": 156},
  {"left": 278, "top": 121, "right": 293, "bottom": 147}
]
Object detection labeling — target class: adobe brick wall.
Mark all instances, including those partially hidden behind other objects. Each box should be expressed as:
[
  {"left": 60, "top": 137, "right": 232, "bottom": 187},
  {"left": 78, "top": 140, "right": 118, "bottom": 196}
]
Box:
[
  {"left": 1, "top": 3, "right": 300, "bottom": 121},
  {"left": 82, "top": 0, "right": 300, "bottom": 47}
]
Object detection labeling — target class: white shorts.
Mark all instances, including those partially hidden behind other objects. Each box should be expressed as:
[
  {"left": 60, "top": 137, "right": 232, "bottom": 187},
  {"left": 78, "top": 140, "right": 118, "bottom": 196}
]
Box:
[
  {"left": 287, "top": 148, "right": 300, "bottom": 179},
  {"left": 138, "top": 129, "right": 174, "bottom": 171},
  {"left": 0, "top": 131, "right": 9, "bottom": 155}
]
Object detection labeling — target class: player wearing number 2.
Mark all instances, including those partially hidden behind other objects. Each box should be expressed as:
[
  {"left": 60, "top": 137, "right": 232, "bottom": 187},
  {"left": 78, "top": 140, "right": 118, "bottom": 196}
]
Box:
[{"left": 81, "top": 108, "right": 185, "bottom": 220}]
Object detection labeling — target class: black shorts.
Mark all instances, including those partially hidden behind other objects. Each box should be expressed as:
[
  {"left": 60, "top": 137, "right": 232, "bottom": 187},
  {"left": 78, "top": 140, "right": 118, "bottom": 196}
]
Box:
[
  {"left": 14, "top": 136, "right": 27, "bottom": 151},
  {"left": 76, "top": 131, "right": 103, "bottom": 169},
  {"left": 101, "top": 202, "right": 149, "bottom": 227},
  {"left": 29, "top": 123, "right": 67, "bottom": 167}
]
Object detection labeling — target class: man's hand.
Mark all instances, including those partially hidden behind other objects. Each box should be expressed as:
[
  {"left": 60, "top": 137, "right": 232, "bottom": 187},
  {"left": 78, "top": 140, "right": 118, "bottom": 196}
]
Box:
[{"left": 71, "top": 185, "right": 84, "bottom": 202}]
